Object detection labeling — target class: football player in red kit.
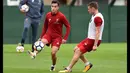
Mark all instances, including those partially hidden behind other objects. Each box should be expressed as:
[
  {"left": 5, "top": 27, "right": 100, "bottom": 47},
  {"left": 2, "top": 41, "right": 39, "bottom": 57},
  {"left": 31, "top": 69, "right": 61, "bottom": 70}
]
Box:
[
  {"left": 59, "top": 1, "right": 104, "bottom": 73},
  {"left": 28, "top": 0, "right": 71, "bottom": 71}
]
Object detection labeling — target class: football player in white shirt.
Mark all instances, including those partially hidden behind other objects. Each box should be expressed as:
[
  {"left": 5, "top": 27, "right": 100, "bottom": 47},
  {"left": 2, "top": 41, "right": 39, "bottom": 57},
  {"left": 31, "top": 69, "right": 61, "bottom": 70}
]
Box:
[{"left": 59, "top": 1, "right": 104, "bottom": 73}]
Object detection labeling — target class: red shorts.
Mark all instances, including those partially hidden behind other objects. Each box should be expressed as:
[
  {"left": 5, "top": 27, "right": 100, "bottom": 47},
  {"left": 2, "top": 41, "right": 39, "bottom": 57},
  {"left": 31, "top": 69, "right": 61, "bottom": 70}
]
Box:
[
  {"left": 42, "top": 34, "right": 62, "bottom": 48},
  {"left": 77, "top": 38, "right": 101, "bottom": 54}
]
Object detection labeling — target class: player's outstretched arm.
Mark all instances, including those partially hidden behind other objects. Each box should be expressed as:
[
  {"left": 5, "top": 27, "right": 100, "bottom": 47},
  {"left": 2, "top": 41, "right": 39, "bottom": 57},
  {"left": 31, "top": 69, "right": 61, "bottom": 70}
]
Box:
[{"left": 62, "top": 15, "right": 71, "bottom": 43}]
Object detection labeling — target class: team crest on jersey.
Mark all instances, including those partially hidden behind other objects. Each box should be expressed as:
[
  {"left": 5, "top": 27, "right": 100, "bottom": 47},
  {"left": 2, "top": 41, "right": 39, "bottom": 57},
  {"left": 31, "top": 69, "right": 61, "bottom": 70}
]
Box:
[
  {"left": 49, "top": 19, "right": 51, "bottom": 22},
  {"left": 56, "top": 19, "right": 59, "bottom": 22},
  {"left": 84, "top": 43, "right": 87, "bottom": 45},
  {"left": 54, "top": 18, "right": 60, "bottom": 24}
]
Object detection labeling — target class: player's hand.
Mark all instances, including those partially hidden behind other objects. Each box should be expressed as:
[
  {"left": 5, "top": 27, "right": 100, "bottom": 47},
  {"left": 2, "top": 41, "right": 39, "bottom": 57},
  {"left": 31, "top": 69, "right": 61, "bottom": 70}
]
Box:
[
  {"left": 20, "top": 9, "right": 26, "bottom": 13},
  {"left": 62, "top": 39, "right": 67, "bottom": 44},
  {"left": 92, "top": 45, "right": 97, "bottom": 51}
]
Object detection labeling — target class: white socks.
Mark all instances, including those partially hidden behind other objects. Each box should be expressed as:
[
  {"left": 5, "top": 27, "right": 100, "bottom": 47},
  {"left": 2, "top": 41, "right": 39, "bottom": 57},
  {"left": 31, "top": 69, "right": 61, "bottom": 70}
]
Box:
[
  {"left": 51, "top": 65, "right": 55, "bottom": 67},
  {"left": 85, "top": 62, "right": 90, "bottom": 66},
  {"left": 66, "top": 67, "right": 71, "bottom": 70}
]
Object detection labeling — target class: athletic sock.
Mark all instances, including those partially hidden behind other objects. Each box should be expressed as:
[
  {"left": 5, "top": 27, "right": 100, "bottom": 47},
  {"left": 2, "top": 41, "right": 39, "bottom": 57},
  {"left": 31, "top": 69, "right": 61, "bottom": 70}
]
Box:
[
  {"left": 66, "top": 67, "right": 70, "bottom": 70},
  {"left": 51, "top": 65, "right": 55, "bottom": 67},
  {"left": 85, "top": 62, "right": 90, "bottom": 66}
]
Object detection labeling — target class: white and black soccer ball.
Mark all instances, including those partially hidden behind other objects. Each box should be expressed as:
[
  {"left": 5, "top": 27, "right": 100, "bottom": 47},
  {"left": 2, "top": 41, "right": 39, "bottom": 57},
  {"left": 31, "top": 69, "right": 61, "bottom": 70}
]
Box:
[
  {"left": 34, "top": 41, "right": 44, "bottom": 51},
  {"left": 16, "top": 46, "right": 24, "bottom": 52},
  {"left": 21, "top": 4, "right": 29, "bottom": 12}
]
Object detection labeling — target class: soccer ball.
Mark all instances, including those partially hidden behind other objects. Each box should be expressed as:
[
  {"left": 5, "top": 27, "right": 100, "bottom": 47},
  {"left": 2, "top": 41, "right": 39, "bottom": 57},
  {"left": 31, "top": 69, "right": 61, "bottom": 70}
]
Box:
[
  {"left": 34, "top": 41, "right": 44, "bottom": 51},
  {"left": 16, "top": 46, "right": 24, "bottom": 52},
  {"left": 21, "top": 4, "right": 29, "bottom": 12}
]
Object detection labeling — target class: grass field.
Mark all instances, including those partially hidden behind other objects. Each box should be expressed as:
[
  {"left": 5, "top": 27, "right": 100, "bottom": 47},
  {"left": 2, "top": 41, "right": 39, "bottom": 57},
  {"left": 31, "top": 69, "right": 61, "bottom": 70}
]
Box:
[{"left": 3, "top": 43, "right": 127, "bottom": 73}]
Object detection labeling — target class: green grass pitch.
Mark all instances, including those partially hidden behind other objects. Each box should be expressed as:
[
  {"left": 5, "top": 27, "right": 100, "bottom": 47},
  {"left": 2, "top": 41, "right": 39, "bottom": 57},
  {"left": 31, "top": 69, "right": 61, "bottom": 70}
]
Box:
[{"left": 3, "top": 43, "right": 127, "bottom": 73}]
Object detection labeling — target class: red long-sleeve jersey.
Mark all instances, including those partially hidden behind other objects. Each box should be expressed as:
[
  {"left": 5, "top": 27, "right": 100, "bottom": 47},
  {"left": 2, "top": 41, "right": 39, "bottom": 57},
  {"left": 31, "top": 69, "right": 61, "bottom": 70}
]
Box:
[{"left": 40, "top": 11, "right": 71, "bottom": 40}]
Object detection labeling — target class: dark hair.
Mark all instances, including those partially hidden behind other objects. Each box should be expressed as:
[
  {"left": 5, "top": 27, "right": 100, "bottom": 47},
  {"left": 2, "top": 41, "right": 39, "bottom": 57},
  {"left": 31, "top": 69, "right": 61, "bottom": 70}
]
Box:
[
  {"left": 88, "top": 1, "right": 98, "bottom": 9},
  {"left": 51, "top": 0, "right": 60, "bottom": 6}
]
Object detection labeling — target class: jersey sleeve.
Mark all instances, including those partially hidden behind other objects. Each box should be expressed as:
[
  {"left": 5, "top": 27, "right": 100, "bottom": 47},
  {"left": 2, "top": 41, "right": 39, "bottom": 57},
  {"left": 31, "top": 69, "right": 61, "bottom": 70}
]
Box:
[
  {"left": 94, "top": 17, "right": 102, "bottom": 27},
  {"left": 40, "top": 15, "right": 48, "bottom": 38},
  {"left": 61, "top": 15, "right": 71, "bottom": 40}
]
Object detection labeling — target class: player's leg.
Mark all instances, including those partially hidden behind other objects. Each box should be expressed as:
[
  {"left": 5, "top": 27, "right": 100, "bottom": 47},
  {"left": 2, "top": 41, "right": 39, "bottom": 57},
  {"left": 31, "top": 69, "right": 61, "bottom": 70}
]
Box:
[
  {"left": 80, "top": 54, "right": 93, "bottom": 72},
  {"left": 59, "top": 38, "right": 91, "bottom": 73},
  {"left": 50, "top": 46, "right": 59, "bottom": 71},
  {"left": 59, "top": 47, "right": 83, "bottom": 73},
  {"left": 80, "top": 54, "right": 92, "bottom": 66},
  {"left": 18, "top": 17, "right": 31, "bottom": 47},
  {"left": 80, "top": 54, "right": 88, "bottom": 63},
  {"left": 31, "top": 20, "right": 40, "bottom": 52},
  {"left": 28, "top": 34, "right": 50, "bottom": 59},
  {"left": 81, "top": 39, "right": 102, "bottom": 72},
  {"left": 80, "top": 38, "right": 101, "bottom": 72},
  {"left": 66, "top": 47, "right": 83, "bottom": 71},
  {"left": 77, "top": 38, "right": 94, "bottom": 72},
  {"left": 74, "top": 46, "right": 88, "bottom": 64},
  {"left": 50, "top": 37, "right": 62, "bottom": 71},
  {"left": 74, "top": 46, "right": 92, "bottom": 71}
]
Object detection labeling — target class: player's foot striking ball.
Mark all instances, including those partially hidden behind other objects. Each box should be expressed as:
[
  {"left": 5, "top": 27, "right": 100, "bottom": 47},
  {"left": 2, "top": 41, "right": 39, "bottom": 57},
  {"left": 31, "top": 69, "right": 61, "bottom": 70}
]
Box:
[{"left": 59, "top": 1, "right": 104, "bottom": 72}]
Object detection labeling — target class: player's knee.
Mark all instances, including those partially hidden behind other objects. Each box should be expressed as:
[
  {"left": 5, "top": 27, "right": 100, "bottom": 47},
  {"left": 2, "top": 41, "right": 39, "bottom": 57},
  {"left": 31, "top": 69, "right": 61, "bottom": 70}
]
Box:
[
  {"left": 74, "top": 47, "right": 80, "bottom": 52},
  {"left": 51, "top": 51, "right": 57, "bottom": 57},
  {"left": 51, "top": 47, "right": 58, "bottom": 55},
  {"left": 41, "top": 38, "right": 48, "bottom": 44},
  {"left": 51, "top": 51, "right": 56, "bottom": 55},
  {"left": 75, "top": 48, "right": 81, "bottom": 53},
  {"left": 74, "top": 46, "right": 78, "bottom": 52}
]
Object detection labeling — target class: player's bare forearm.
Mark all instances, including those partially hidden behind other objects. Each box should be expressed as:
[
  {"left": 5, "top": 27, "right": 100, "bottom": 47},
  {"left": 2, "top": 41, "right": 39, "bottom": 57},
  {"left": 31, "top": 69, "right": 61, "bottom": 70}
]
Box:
[{"left": 94, "top": 26, "right": 100, "bottom": 46}]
